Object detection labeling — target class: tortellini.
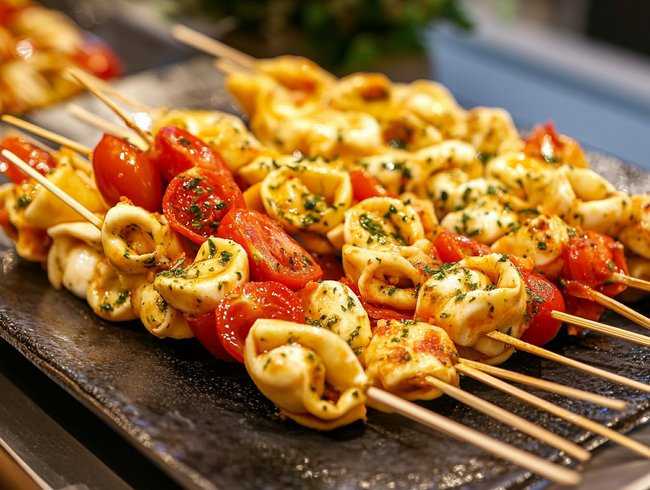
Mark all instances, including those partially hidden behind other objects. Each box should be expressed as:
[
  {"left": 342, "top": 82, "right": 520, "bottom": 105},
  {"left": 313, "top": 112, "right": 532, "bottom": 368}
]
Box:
[
  {"left": 415, "top": 254, "right": 527, "bottom": 364},
  {"left": 244, "top": 320, "right": 369, "bottom": 430},
  {"left": 463, "top": 107, "right": 523, "bottom": 157},
  {"left": 262, "top": 163, "right": 352, "bottom": 234},
  {"left": 619, "top": 195, "right": 650, "bottom": 260},
  {"left": 86, "top": 258, "right": 137, "bottom": 322},
  {"left": 154, "top": 237, "right": 249, "bottom": 315},
  {"left": 302, "top": 280, "right": 372, "bottom": 355},
  {"left": 364, "top": 320, "right": 459, "bottom": 401}
]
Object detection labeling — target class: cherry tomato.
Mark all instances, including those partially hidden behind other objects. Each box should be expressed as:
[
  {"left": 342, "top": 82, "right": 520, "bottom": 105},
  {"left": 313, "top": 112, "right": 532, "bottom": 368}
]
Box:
[
  {"left": 524, "top": 121, "right": 587, "bottom": 167},
  {"left": 185, "top": 312, "right": 236, "bottom": 362},
  {"left": 163, "top": 167, "right": 245, "bottom": 244},
  {"left": 561, "top": 280, "right": 607, "bottom": 325},
  {"left": 93, "top": 134, "right": 162, "bottom": 211},
  {"left": 0, "top": 136, "right": 56, "bottom": 184},
  {"left": 349, "top": 168, "right": 396, "bottom": 201},
  {"left": 215, "top": 281, "right": 305, "bottom": 363},
  {"left": 73, "top": 39, "right": 122, "bottom": 80},
  {"left": 562, "top": 230, "right": 628, "bottom": 297},
  {"left": 151, "top": 126, "right": 231, "bottom": 183},
  {"left": 311, "top": 254, "right": 344, "bottom": 281},
  {"left": 433, "top": 229, "right": 492, "bottom": 263},
  {"left": 520, "top": 272, "right": 565, "bottom": 346},
  {"left": 217, "top": 208, "right": 322, "bottom": 290},
  {"left": 339, "top": 277, "right": 413, "bottom": 324}
]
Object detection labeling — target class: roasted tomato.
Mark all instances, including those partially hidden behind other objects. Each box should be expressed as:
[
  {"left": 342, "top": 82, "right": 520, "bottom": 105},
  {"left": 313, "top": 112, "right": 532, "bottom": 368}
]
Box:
[
  {"left": 217, "top": 208, "right": 322, "bottom": 290},
  {"left": 73, "top": 39, "right": 122, "bottom": 80},
  {"left": 520, "top": 272, "right": 565, "bottom": 346},
  {"left": 185, "top": 312, "right": 236, "bottom": 362},
  {"left": 0, "top": 136, "right": 56, "bottom": 184},
  {"left": 215, "top": 281, "right": 305, "bottom": 362},
  {"left": 349, "top": 168, "right": 395, "bottom": 201},
  {"left": 311, "top": 254, "right": 344, "bottom": 281},
  {"left": 433, "top": 229, "right": 492, "bottom": 263},
  {"left": 163, "top": 167, "right": 245, "bottom": 244},
  {"left": 524, "top": 121, "right": 587, "bottom": 167},
  {"left": 151, "top": 126, "right": 231, "bottom": 183},
  {"left": 92, "top": 133, "right": 162, "bottom": 211}
]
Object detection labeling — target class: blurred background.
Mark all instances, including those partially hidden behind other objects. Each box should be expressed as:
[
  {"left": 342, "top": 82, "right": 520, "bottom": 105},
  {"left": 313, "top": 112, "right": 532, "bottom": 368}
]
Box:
[{"left": 32, "top": 0, "right": 650, "bottom": 169}]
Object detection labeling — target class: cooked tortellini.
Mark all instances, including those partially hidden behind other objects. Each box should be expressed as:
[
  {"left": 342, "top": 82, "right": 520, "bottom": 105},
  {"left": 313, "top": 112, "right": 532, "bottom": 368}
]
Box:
[
  {"left": 154, "top": 237, "right": 248, "bottom": 315},
  {"left": 491, "top": 215, "right": 570, "bottom": 280},
  {"left": 245, "top": 320, "right": 369, "bottom": 430},
  {"left": 485, "top": 152, "right": 552, "bottom": 203},
  {"left": 343, "top": 197, "right": 426, "bottom": 250},
  {"left": 619, "top": 195, "right": 650, "bottom": 260},
  {"left": 440, "top": 197, "right": 520, "bottom": 245},
  {"left": 101, "top": 202, "right": 185, "bottom": 275},
  {"left": 343, "top": 244, "right": 435, "bottom": 311},
  {"left": 262, "top": 163, "right": 352, "bottom": 234},
  {"left": 357, "top": 151, "right": 413, "bottom": 196},
  {"left": 415, "top": 254, "right": 527, "bottom": 364},
  {"left": 364, "top": 320, "right": 459, "bottom": 401},
  {"left": 325, "top": 72, "right": 393, "bottom": 119},
  {"left": 86, "top": 258, "right": 136, "bottom": 322},
  {"left": 302, "top": 280, "right": 372, "bottom": 355},
  {"left": 463, "top": 107, "right": 523, "bottom": 157}
]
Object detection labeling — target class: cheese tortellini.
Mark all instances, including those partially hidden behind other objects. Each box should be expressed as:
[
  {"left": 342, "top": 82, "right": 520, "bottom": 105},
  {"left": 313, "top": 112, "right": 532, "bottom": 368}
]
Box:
[{"left": 245, "top": 320, "right": 369, "bottom": 430}]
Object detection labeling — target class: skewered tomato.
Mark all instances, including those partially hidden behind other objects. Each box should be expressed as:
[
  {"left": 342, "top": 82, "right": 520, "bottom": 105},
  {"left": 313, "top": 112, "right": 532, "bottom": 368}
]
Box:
[
  {"left": 217, "top": 208, "right": 322, "bottom": 290},
  {"left": 92, "top": 133, "right": 162, "bottom": 211},
  {"left": 349, "top": 168, "right": 395, "bottom": 201},
  {"left": 73, "top": 39, "right": 122, "bottom": 80},
  {"left": 0, "top": 136, "right": 56, "bottom": 184},
  {"left": 520, "top": 272, "right": 565, "bottom": 346},
  {"left": 524, "top": 121, "right": 587, "bottom": 167},
  {"left": 215, "top": 281, "right": 305, "bottom": 362},
  {"left": 434, "top": 229, "right": 491, "bottom": 263},
  {"left": 185, "top": 312, "right": 236, "bottom": 362},
  {"left": 151, "top": 126, "right": 231, "bottom": 183}
]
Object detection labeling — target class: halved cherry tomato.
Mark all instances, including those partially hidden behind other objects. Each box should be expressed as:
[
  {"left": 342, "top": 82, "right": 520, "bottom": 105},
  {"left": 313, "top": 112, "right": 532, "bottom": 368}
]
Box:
[
  {"left": 73, "top": 39, "right": 122, "bottom": 80},
  {"left": 311, "top": 254, "right": 344, "bottom": 281},
  {"left": 0, "top": 136, "right": 56, "bottom": 184},
  {"left": 151, "top": 126, "right": 231, "bottom": 183},
  {"left": 562, "top": 230, "right": 628, "bottom": 298},
  {"left": 524, "top": 121, "right": 587, "bottom": 167},
  {"left": 520, "top": 272, "right": 565, "bottom": 346},
  {"left": 163, "top": 167, "right": 245, "bottom": 244},
  {"left": 217, "top": 208, "right": 322, "bottom": 290},
  {"left": 92, "top": 133, "right": 162, "bottom": 211},
  {"left": 561, "top": 280, "right": 606, "bottom": 325},
  {"left": 433, "top": 229, "right": 492, "bottom": 263},
  {"left": 215, "top": 281, "right": 305, "bottom": 363},
  {"left": 185, "top": 312, "right": 236, "bottom": 362},
  {"left": 349, "top": 168, "right": 396, "bottom": 201}
]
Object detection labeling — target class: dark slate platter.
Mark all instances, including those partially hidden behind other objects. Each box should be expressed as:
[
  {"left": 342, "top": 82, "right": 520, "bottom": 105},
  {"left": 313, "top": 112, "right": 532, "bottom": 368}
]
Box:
[{"left": 1, "top": 56, "right": 650, "bottom": 490}]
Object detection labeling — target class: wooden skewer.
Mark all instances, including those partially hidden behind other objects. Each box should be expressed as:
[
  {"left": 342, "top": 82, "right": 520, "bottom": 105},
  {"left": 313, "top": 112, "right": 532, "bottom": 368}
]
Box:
[
  {"left": 1, "top": 115, "right": 93, "bottom": 157},
  {"left": 67, "top": 103, "right": 149, "bottom": 151},
  {"left": 424, "top": 376, "right": 590, "bottom": 462},
  {"left": 366, "top": 388, "right": 581, "bottom": 487},
  {"left": 552, "top": 311, "right": 650, "bottom": 347},
  {"left": 1, "top": 150, "right": 102, "bottom": 229},
  {"left": 215, "top": 58, "right": 244, "bottom": 77},
  {"left": 457, "top": 363, "right": 650, "bottom": 460},
  {"left": 459, "top": 359, "right": 627, "bottom": 411},
  {"left": 79, "top": 72, "right": 151, "bottom": 112},
  {"left": 67, "top": 68, "right": 153, "bottom": 149},
  {"left": 611, "top": 272, "right": 650, "bottom": 293},
  {"left": 486, "top": 331, "right": 650, "bottom": 394},
  {"left": 589, "top": 288, "right": 650, "bottom": 331},
  {"left": 171, "top": 24, "right": 256, "bottom": 69}
]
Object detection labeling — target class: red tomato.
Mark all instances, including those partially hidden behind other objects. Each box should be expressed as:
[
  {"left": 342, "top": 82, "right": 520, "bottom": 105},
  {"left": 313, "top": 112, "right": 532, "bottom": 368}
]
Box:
[
  {"left": 524, "top": 121, "right": 587, "bottom": 167},
  {"left": 0, "top": 136, "right": 56, "bottom": 184},
  {"left": 185, "top": 312, "right": 236, "bottom": 362},
  {"left": 520, "top": 272, "right": 565, "bottom": 346},
  {"left": 311, "top": 254, "right": 344, "bottom": 281},
  {"left": 93, "top": 134, "right": 162, "bottom": 211},
  {"left": 215, "top": 281, "right": 305, "bottom": 363},
  {"left": 562, "top": 230, "right": 627, "bottom": 297},
  {"left": 163, "top": 167, "right": 245, "bottom": 244},
  {"left": 349, "top": 168, "right": 396, "bottom": 201},
  {"left": 339, "top": 277, "right": 413, "bottom": 324},
  {"left": 73, "top": 40, "right": 122, "bottom": 80},
  {"left": 217, "top": 208, "right": 322, "bottom": 290},
  {"left": 151, "top": 126, "right": 231, "bottom": 183},
  {"left": 433, "top": 229, "right": 492, "bottom": 263}
]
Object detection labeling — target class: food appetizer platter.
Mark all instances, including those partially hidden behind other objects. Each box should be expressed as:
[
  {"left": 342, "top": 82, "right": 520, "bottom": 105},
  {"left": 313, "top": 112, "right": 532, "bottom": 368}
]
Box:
[{"left": 1, "top": 39, "right": 650, "bottom": 490}]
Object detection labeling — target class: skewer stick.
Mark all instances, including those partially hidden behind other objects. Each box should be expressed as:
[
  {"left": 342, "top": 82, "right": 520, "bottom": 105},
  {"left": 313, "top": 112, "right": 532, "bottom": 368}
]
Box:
[
  {"left": 459, "top": 359, "right": 627, "bottom": 411},
  {"left": 486, "top": 331, "right": 650, "bottom": 394},
  {"left": 552, "top": 311, "right": 650, "bottom": 347},
  {"left": 81, "top": 73, "right": 151, "bottom": 112},
  {"left": 589, "top": 289, "right": 650, "bottom": 331},
  {"left": 366, "top": 388, "right": 581, "bottom": 487},
  {"left": 67, "top": 68, "right": 153, "bottom": 148},
  {"left": 1, "top": 115, "right": 93, "bottom": 157},
  {"left": 424, "top": 377, "right": 590, "bottom": 462},
  {"left": 457, "top": 364, "right": 650, "bottom": 460},
  {"left": 215, "top": 58, "right": 244, "bottom": 77},
  {"left": 67, "top": 103, "right": 149, "bottom": 151},
  {"left": 611, "top": 272, "right": 650, "bottom": 293},
  {"left": 171, "top": 24, "right": 256, "bottom": 69},
  {"left": 1, "top": 150, "right": 102, "bottom": 229}
]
